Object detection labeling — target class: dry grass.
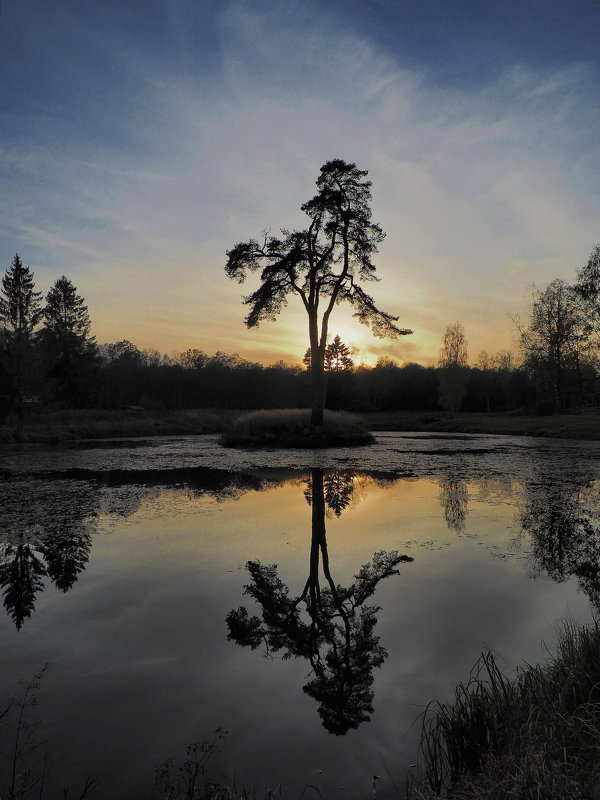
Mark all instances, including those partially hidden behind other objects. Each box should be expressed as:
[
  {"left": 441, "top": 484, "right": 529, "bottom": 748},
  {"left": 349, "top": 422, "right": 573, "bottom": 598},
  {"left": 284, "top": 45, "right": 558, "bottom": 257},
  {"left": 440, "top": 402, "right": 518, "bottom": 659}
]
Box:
[
  {"left": 408, "top": 621, "right": 600, "bottom": 799},
  {"left": 361, "top": 412, "right": 600, "bottom": 440},
  {"left": 0, "top": 408, "right": 236, "bottom": 444},
  {"left": 220, "top": 408, "right": 374, "bottom": 448}
]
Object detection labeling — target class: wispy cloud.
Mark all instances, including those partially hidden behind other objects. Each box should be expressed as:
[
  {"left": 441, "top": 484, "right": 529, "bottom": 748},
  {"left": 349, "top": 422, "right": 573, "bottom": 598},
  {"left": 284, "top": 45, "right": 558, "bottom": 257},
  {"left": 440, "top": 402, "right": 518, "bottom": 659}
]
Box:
[{"left": 1, "top": 0, "right": 599, "bottom": 363}]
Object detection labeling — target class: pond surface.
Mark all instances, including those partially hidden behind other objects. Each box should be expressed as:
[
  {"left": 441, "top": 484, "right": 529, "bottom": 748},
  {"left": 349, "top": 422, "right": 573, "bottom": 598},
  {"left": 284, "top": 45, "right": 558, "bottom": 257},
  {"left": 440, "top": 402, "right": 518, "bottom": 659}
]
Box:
[{"left": 1, "top": 433, "right": 600, "bottom": 799}]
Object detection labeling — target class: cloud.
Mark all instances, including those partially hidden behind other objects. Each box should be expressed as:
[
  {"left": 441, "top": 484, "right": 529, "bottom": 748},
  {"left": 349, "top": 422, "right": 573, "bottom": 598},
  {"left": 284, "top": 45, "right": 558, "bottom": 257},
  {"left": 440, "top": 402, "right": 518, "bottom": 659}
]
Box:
[{"left": 1, "top": 0, "right": 599, "bottom": 361}]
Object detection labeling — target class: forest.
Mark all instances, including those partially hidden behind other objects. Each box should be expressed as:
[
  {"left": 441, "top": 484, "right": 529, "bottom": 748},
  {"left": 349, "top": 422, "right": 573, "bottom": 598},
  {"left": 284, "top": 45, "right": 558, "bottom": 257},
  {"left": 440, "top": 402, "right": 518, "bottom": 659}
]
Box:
[{"left": 1, "top": 246, "right": 599, "bottom": 421}]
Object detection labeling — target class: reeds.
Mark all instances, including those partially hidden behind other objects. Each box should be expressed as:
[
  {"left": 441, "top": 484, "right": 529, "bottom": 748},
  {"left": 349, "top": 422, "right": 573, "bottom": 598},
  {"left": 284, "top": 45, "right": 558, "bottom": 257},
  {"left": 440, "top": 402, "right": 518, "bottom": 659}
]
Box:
[
  {"left": 0, "top": 408, "right": 234, "bottom": 444},
  {"left": 410, "top": 620, "right": 600, "bottom": 799}
]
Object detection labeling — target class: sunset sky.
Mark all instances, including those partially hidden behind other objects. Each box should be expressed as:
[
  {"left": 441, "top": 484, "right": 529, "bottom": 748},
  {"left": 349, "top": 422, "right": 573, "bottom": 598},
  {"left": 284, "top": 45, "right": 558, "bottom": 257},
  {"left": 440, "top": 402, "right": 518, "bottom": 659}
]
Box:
[{"left": 1, "top": 0, "right": 599, "bottom": 367}]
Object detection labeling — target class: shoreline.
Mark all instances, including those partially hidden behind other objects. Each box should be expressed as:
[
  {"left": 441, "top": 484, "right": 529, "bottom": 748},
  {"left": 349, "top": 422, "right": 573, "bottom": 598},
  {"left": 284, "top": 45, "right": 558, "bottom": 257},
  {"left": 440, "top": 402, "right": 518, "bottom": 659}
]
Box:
[{"left": 0, "top": 408, "right": 599, "bottom": 445}]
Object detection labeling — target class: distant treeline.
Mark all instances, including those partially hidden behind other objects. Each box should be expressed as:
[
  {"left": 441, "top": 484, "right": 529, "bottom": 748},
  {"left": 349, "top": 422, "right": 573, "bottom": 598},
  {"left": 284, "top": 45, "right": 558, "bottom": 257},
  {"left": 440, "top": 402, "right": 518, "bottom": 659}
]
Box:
[
  {"left": 1, "top": 248, "right": 600, "bottom": 419},
  {"left": 0, "top": 330, "right": 569, "bottom": 416}
]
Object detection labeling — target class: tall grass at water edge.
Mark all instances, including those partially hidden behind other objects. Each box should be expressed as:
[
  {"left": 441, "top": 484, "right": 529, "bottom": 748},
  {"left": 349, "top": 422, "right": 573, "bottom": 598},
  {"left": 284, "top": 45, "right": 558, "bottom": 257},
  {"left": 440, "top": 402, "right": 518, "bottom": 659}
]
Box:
[
  {"left": 2, "top": 408, "right": 600, "bottom": 444},
  {"left": 0, "top": 408, "right": 235, "bottom": 444},
  {"left": 408, "top": 620, "right": 600, "bottom": 800}
]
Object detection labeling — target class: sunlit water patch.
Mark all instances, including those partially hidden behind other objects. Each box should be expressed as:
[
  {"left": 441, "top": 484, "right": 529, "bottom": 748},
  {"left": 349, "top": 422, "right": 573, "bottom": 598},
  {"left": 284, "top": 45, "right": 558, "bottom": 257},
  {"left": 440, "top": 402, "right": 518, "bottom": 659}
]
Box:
[{"left": 0, "top": 434, "right": 599, "bottom": 798}]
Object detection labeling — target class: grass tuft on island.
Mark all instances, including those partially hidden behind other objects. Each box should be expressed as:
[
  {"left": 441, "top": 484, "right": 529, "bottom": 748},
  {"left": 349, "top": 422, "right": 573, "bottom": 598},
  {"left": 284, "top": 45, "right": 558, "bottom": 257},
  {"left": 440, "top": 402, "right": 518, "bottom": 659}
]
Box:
[
  {"left": 408, "top": 620, "right": 600, "bottom": 800},
  {"left": 219, "top": 408, "right": 374, "bottom": 449}
]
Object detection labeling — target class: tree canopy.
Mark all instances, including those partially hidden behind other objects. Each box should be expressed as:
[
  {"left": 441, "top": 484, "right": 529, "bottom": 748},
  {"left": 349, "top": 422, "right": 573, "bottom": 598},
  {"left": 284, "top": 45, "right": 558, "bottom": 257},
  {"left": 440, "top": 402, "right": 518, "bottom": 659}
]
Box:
[{"left": 225, "top": 159, "right": 412, "bottom": 424}]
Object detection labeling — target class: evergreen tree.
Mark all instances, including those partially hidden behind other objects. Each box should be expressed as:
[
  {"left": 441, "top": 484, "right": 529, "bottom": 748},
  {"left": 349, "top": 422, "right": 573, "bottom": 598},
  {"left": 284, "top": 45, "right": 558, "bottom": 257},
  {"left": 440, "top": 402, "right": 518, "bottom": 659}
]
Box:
[
  {"left": 226, "top": 159, "right": 412, "bottom": 425},
  {"left": 39, "top": 275, "right": 98, "bottom": 406},
  {"left": 325, "top": 335, "right": 354, "bottom": 372},
  {"left": 0, "top": 254, "right": 42, "bottom": 418},
  {"left": 303, "top": 335, "right": 354, "bottom": 372}
]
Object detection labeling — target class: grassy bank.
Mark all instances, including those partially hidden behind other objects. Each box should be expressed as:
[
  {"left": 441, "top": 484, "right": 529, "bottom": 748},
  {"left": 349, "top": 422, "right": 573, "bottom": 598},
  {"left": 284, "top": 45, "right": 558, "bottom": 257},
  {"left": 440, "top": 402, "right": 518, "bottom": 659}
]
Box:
[
  {"left": 1, "top": 408, "right": 599, "bottom": 445},
  {"left": 362, "top": 411, "right": 600, "bottom": 440},
  {"left": 409, "top": 620, "right": 600, "bottom": 800},
  {"left": 0, "top": 408, "right": 237, "bottom": 445}
]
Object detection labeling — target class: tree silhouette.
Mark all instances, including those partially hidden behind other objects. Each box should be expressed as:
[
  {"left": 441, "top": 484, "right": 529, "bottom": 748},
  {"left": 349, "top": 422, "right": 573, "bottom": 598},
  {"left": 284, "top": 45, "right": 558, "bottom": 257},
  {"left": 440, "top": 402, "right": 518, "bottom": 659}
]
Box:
[
  {"left": 325, "top": 335, "right": 354, "bottom": 372},
  {"left": 438, "top": 322, "right": 469, "bottom": 412},
  {"left": 304, "top": 335, "right": 354, "bottom": 374},
  {"left": 519, "top": 280, "right": 593, "bottom": 409},
  {"left": 575, "top": 243, "right": 600, "bottom": 337},
  {"left": 226, "top": 468, "right": 412, "bottom": 734},
  {"left": 38, "top": 276, "right": 98, "bottom": 407},
  {"left": 225, "top": 159, "right": 412, "bottom": 425},
  {"left": 0, "top": 254, "right": 42, "bottom": 426},
  {"left": 0, "top": 543, "right": 46, "bottom": 630}
]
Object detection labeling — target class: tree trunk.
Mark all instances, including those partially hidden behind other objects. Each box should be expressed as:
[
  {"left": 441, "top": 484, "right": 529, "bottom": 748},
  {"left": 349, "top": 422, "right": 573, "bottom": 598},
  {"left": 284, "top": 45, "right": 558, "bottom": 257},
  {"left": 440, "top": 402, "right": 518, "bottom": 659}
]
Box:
[{"left": 309, "top": 313, "right": 326, "bottom": 426}]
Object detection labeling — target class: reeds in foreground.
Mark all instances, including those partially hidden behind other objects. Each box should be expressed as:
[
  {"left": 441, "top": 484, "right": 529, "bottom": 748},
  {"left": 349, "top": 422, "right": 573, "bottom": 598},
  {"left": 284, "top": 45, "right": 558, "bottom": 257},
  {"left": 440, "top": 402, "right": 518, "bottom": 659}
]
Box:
[{"left": 409, "top": 620, "right": 600, "bottom": 799}]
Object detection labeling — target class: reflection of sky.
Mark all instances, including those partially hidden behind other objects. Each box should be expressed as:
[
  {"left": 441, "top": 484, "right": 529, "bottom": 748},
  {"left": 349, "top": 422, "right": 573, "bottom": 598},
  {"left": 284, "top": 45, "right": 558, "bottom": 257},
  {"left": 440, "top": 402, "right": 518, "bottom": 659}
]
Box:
[
  {"left": 0, "top": 469, "right": 594, "bottom": 798},
  {"left": 2, "top": 1, "right": 600, "bottom": 364}
]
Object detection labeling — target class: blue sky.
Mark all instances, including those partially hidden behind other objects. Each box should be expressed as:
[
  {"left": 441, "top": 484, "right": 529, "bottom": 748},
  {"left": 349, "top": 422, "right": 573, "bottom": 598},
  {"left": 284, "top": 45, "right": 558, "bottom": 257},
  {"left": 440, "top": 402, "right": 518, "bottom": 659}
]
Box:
[{"left": 1, "top": 0, "right": 599, "bottom": 365}]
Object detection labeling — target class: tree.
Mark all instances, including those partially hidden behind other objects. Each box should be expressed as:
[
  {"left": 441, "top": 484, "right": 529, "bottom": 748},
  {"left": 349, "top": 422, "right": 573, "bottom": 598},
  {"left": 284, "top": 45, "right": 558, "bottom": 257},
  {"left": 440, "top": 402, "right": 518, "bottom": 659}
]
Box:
[
  {"left": 225, "top": 159, "right": 412, "bottom": 425},
  {"left": 438, "top": 322, "right": 469, "bottom": 411},
  {"left": 38, "top": 276, "right": 98, "bottom": 407},
  {"left": 325, "top": 335, "right": 354, "bottom": 372},
  {"left": 303, "top": 334, "right": 354, "bottom": 373},
  {"left": 575, "top": 243, "right": 600, "bottom": 337},
  {"left": 0, "top": 255, "right": 42, "bottom": 422},
  {"left": 176, "top": 348, "right": 208, "bottom": 370},
  {"left": 519, "top": 279, "right": 594, "bottom": 408},
  {"left": 97, "top": 340, "right": 143, "bottom": 408}
]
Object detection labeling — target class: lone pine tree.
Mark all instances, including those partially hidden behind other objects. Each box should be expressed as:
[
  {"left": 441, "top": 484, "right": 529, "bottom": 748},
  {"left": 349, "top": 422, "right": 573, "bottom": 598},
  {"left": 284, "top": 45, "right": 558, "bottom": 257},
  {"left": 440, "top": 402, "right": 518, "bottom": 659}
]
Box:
[{"left": 225, "top": 159, "right": 411, "bottom": 425}]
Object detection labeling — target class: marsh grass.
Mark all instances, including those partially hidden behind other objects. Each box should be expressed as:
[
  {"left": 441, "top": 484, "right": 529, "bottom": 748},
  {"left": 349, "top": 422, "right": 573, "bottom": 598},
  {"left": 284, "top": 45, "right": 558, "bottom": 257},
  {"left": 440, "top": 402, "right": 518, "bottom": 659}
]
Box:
[
  {"left": 2, "top": 408, "right": 599, "bottom": 445},
  {"left": 0, "top": 408, "right": 235, "bottom": 444},
  {"left": 362, "top": 411, "right": 600, "bottom": 440},
  {"left": 219, "top": 409, "right": 374, "bottom": 448},
  {"left": 409, "top": 620, "right": 600, "bottom": 799}
]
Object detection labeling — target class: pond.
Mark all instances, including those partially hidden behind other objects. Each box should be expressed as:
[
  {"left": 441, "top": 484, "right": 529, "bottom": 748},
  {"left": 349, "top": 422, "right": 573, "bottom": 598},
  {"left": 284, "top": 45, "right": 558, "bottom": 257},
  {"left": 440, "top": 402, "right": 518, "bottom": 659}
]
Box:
[{"left": 1, "top": 433, "right": 600, "bottom": 799}]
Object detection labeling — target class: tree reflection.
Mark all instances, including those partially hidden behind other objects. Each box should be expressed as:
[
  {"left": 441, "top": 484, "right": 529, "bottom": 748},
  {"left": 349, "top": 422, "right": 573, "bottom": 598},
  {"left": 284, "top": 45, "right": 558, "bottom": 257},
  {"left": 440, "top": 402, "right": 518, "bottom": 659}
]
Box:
[
  {"left": 0, "top": 543, "right": 46, "bottom": 630},
  {"left": 520, "top": 477, "right": 600, "bottom": 609},
  {"left": 0, "top": 482, "right": 98, "bottom": 629},
  {"left": 438, "top": 477, "right": 469, "bottom": 532},
  {"left": 40, "top": 525, "right": 92, "bottom": 592},
  {"left": 226, "top": 468, "right": 413, "bottom": 735}
]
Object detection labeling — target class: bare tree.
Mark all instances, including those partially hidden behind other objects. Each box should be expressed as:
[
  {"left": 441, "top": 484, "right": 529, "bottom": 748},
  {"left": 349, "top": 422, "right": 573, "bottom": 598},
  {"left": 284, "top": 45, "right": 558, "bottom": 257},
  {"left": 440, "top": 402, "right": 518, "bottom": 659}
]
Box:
[
  {"left": 519, "top": 279, "right": 594, "bottom": 408},
  {"left": 225, "top": 159, "right": 412, "bottom": 425},
  {"left": 575, "top": 243, "right": 600, "bottom": 337},
  {"left": 438, "top": 322, "right": 469, "bottom": 411}
]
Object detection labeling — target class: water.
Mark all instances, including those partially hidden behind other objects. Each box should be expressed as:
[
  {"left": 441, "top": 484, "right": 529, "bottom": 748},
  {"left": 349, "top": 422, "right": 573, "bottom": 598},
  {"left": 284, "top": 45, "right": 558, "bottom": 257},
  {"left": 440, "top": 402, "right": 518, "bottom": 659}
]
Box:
[{"left": 1, "top": 433, "right": 599, "bottom": 798}]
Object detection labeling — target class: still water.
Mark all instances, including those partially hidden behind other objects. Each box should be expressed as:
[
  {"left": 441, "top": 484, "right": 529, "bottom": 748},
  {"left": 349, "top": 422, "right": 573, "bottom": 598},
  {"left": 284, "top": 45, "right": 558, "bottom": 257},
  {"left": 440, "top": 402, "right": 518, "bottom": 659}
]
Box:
[{"left": 1, "top": 433, "right": 599, "bottom": 798}]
